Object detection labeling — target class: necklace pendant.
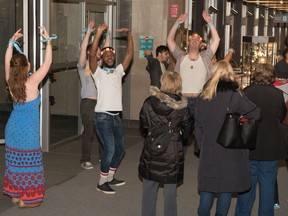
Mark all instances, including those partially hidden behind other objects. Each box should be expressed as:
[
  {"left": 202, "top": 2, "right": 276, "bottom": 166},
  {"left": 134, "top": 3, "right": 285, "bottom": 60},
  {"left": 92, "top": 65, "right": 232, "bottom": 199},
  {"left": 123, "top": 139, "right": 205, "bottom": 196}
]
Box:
[{"left": 190, "top": 65, "right": 193, "bottom": 69}]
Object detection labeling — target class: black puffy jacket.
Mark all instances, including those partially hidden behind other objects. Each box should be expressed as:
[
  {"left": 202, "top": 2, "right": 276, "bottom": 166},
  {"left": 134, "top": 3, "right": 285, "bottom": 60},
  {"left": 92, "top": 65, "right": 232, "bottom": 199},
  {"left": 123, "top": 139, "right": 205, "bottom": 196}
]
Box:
[{"left": 138, "top": 86, "right": 193, "bottom": 184}]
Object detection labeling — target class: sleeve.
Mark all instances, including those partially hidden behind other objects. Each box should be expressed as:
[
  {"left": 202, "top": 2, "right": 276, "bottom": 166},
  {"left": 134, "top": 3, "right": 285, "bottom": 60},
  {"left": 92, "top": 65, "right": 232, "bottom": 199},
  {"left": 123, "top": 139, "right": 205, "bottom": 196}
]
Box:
[
  {"left": 172, "top": 45, "right": 186, "bottom": 62},
  {"left": 237, "top": 91, "right": 261, "bottom": 120},
  {"left": 194, "top": 99, "right": 204, "bottom": 149},
  {"left": 180, "top": 107, "right": 193, "bottom": 140},
  {"left": 139, "top": 100, "right": 150, "bottom": 137}
]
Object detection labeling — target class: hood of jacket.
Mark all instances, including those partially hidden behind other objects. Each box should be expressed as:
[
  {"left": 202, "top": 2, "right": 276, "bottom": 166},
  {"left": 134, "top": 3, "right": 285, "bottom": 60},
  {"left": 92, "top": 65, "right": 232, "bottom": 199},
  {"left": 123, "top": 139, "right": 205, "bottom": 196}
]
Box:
[{"left": 149, "top": 86, "right": 188, "bottom": 116}]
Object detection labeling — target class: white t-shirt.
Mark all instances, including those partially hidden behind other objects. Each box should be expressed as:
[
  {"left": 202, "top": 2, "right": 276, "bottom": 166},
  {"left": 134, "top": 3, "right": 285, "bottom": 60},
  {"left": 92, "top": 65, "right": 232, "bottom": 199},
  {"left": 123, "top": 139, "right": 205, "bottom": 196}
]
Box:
[{"left": 91, "top": 64, "right": 125, "bottom": 112}]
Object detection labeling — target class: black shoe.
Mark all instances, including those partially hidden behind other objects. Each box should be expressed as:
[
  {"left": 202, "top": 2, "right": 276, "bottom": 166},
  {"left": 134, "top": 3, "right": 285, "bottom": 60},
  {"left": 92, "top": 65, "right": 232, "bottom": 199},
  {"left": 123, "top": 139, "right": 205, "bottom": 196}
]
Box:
[
  {"left": 97, "top": 182, "right": 116, "bottom": 194},
  {"left": 108, "top": 178, "right": 125, "bottom": 186}
]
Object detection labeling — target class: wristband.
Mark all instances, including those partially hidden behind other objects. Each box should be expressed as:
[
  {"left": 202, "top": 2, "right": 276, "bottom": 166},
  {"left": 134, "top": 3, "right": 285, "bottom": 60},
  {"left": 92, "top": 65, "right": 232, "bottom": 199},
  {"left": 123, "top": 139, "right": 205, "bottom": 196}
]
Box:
[
  {"left": 9, "top": 39, "right": 25, "bottom": 55},
  {"left": 227, "top": 48, "right": 235, "bottom": 53},
  {"left": 174, "top": 22, "right": 180, "bottom": 29},
  {"left": 104, "top": 32, "right": 110, "bottom": 37},
  {"left": 41, "top": 34, "right": 58, "bottom": 42}
]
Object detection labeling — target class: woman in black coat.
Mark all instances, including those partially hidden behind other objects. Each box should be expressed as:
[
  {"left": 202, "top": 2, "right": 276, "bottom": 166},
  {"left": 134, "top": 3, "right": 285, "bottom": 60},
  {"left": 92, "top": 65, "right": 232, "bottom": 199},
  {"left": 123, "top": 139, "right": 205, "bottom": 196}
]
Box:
[
  {"left": 194, "top": 60, "right": 261, "bottom": 216},
  {"left": 139, "top": 71, "right": 192, "bottom": 216},
  {"left": 235, "top": 63, "right": 287, "bottom": 216}
]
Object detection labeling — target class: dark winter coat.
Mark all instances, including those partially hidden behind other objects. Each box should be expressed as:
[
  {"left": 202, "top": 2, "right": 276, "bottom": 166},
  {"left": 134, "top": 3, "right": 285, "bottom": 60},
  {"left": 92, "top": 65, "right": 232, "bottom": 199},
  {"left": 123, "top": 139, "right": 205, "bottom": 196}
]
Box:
[
  {"left": 138, "top": 86, "right": 193, "bottom": 184},
  {"left": 194, "top": 80, "right": 261, "bottom": 193},
  {"left": 244, "top": 84, "right": 288, "bottom": 160}
]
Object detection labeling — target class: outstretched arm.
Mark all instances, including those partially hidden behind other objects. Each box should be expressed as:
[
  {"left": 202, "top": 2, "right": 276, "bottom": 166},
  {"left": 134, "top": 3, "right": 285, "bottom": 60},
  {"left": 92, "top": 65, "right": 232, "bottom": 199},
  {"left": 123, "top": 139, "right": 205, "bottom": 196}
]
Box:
[
  {"left": 167, "top": 13, "right": 188, "bottom": 53},
  {"left": 5, "top": 29, "right": 23, "bottom": 82},
  {"left": 79, "top": 21, "right": 95, "bottom": 67},
  {"left": 223, "top": 48, "right": 234, "bottom": 62},
  {"left": 202, "top": 10, "right": 220, "bottom": 54},
  {"left": 29, "top": 26, "right": 53, "bottom": 85},
  {"left": 117, "top": 28, "right": 134, "bottom": 71},
  {"left": 89, "top": 23, "right": 107, "bottom": 74}
]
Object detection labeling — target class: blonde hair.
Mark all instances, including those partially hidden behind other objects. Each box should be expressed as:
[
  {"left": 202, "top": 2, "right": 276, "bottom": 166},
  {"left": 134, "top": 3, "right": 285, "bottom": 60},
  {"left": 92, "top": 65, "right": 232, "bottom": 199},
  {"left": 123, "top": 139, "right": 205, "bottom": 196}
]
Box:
[
  {"left": 200, "top": 60, "right": 240, "bottom": 100},
  {"left": 160, "top": 71, "right": 182, "bottom": 94}
]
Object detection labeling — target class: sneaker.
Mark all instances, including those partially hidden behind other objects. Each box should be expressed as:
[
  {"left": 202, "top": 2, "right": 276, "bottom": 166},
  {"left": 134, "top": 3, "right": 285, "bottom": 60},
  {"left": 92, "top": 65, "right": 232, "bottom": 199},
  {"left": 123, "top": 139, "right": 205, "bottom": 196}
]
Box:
[
  {"left": 81, "top": 162, "right": 94, "bottom": 170},
  {"left": 108, "top": 178, "right": 125, "bottom": 186},
  {"left": 274, "top": 203, "right": 280, "bottom": 210},
  {"left": 97, "top": 183, "right": 116, "bottom": 194}
]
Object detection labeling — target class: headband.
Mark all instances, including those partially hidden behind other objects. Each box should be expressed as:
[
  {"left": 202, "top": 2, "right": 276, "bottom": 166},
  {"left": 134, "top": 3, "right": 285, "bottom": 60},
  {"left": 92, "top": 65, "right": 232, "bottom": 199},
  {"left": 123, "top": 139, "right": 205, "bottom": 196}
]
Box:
[
  {"left": 188, "top": 33, "right": 202, "bottom": 42},
  {"left": 100, "top": 46, "right": 116, "bottom": 56}
]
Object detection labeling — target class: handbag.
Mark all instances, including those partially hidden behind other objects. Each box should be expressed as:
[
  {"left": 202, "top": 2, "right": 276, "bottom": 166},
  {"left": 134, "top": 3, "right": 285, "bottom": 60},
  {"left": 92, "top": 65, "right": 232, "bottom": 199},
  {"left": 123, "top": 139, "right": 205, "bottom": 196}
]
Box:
[{"left": 217, "top": 93, "right": 258, "bottom": 149}]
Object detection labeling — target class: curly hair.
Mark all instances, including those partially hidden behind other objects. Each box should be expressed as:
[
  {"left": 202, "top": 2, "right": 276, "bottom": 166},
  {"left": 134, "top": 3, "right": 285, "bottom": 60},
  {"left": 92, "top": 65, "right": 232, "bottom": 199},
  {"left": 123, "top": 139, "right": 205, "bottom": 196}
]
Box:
[
  {"left": 8, "top": 53, "right": 29, "bottom": 103},
  {"left": 252, "top": 63, "right": 275, "bottom": 85}
]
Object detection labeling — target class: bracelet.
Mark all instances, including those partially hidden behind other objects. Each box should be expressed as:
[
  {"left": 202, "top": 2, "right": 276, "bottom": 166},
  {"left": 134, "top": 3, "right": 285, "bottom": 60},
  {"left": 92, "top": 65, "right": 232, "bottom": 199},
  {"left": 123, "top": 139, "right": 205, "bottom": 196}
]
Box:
[
  {"left": 82, "top": 27, "right": 94, "bottom": 33},
  {"left": 227, "top": 48, "right": 235, "bottom": 53},
  {"left": 41, "top": 34, "right": 57, "bottom": 42},
  {"left": 9, "top": 39, "right": 25, "bottom": 55},
  {"left": 207, "top": 22, "right": 213, "bottom": 27},
  {"left": 104, "top": 32, "right": 110, "bottom": 37},
  {"left": 174, "top": 22, "right": 180, "bottom": 29},
  {"left": 46, "top": 41, "right": 52, "bottom": 46}
]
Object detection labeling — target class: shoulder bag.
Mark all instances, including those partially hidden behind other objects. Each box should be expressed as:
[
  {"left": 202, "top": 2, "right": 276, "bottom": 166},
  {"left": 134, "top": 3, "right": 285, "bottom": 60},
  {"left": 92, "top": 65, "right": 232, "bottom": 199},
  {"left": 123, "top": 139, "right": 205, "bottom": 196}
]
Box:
[{"left": 217, "top": 92, "right": 258, "bottom": 149}]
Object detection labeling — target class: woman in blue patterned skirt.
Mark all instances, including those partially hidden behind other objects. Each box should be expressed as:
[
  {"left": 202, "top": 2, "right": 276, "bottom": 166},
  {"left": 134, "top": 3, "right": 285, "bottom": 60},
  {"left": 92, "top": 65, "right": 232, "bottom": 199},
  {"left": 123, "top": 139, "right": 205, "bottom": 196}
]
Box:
[{"left": 3, "top": 27, "right": 52, "bottom": 208}]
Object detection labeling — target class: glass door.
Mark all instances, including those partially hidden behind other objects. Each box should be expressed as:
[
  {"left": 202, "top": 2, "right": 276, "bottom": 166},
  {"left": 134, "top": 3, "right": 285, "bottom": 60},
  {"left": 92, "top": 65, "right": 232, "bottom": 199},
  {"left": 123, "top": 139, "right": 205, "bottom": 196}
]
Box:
[{"left": 0, "top": 0, "right": 24, "bottom": 144}]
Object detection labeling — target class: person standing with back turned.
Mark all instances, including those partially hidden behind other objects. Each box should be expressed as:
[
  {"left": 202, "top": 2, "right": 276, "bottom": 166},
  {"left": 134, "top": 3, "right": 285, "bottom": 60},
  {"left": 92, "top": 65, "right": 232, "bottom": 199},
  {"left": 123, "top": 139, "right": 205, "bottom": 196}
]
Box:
[
  {"left": 89, "top": 23, "right": 134, "bottom": 194},
  {"left": 3, "top": 26, "right": 53, "bottom": 208}
]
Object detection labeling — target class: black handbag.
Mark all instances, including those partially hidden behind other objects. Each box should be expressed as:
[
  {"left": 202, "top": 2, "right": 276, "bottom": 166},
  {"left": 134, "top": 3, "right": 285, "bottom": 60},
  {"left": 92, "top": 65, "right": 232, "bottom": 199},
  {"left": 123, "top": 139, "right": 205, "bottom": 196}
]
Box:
[{"left": 217, "top": 93, "right": 258, "bottom": 149}]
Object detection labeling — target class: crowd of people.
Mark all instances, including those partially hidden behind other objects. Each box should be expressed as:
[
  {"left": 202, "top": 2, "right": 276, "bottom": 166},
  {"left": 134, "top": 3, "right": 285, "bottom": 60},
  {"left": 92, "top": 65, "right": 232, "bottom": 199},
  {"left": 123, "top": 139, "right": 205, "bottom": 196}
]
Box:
[{"left": 2, "top": 9, "right": 288, "bottom": 216}]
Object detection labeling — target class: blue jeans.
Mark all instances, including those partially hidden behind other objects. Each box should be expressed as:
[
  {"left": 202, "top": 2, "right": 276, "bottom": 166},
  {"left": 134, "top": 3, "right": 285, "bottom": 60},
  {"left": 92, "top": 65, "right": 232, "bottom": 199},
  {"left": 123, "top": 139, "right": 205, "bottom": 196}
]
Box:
[
  {"left": 94, "top": 112, "right": 125, "bottom": 173},
  {"left": 198, "top": 192, "right": 232, "bottom": 216},
  {"left": 235, "top": 160, "right": 278, "bottom": 216}
]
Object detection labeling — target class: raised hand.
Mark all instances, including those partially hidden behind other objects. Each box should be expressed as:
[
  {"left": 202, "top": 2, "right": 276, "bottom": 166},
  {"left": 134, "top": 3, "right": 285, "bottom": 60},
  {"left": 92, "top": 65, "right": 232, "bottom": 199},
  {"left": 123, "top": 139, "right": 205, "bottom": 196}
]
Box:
[
  {"left": 202, "top": 10, "right": 212, "bottom": 24},
  {"left": 176, "top": 13, "right": 188, "bottom": 24},
  {"left": 39, "top": 26, "right": 50, "bottom": 39},
  {"left": 88, "top": 21, "right": 95, "bottom": 32},
  {"left": 97, "top": 23, "right": 108, "bottom": 34},
  {"left": 11, "top": 29, "right": 23, "bottom": 41}
]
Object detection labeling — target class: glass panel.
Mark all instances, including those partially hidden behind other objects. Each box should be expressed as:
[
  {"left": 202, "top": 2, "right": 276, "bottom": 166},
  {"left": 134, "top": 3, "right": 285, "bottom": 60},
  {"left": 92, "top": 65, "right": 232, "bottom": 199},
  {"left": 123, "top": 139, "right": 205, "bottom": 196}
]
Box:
[
  {"left": 0, "top": 0, "right": 23, "bottom": 142},
  {"left": 50, "top": 2, "right": 80, "bottom": 144}
]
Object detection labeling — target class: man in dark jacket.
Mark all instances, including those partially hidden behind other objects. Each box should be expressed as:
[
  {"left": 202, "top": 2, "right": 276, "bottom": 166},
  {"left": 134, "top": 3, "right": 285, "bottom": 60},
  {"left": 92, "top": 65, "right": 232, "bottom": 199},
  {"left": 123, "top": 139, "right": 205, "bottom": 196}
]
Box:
[{"left": 144, "top": 45, "right": 170, "bottom": 88}]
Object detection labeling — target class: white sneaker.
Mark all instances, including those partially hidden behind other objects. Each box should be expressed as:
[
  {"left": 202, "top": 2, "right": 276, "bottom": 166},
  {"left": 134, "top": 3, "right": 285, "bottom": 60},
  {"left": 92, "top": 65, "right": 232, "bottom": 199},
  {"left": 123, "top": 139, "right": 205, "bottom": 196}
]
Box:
[{"left": 81, "top": 162, "right": 94, "bottom": 170}]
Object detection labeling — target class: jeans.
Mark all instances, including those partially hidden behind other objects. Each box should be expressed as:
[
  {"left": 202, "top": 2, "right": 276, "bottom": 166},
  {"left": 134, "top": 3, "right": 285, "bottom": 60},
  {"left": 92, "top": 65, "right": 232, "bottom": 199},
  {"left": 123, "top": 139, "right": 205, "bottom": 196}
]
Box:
[
  {"left": 142, "top": 179, "right": 177, "bottom": 216},
  {"left": 198, "top": 192, "right": 232, "bottom": 216},
  {"left": 235, "top": 160, "right": 278, "bottom": 216},
  {"left": 94, "top": 112, "right": 125, "bottom": 173},
  {"left": 80, "top": 98, "right": 97, "bottom": 163}
]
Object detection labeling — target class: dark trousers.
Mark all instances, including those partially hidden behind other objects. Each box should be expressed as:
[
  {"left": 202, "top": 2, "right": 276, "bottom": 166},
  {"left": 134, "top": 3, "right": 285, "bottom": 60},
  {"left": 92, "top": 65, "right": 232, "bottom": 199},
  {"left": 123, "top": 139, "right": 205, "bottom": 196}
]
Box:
[{"left": 80, "top": 98, "right": 97, "bottom": 163}]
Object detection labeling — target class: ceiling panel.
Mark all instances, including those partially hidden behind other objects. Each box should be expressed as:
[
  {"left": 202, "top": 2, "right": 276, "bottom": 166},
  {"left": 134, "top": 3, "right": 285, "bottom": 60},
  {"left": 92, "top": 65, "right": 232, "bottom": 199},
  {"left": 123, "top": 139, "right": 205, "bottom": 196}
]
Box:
[{"left": 244, "top": 0, "right": 288, "bottom": 12}]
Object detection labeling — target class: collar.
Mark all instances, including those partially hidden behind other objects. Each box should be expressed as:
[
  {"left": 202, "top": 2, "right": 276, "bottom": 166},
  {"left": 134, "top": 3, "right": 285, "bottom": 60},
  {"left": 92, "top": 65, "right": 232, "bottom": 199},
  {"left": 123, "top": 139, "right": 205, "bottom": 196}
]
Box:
[{"left": 103, "top": 67, "right": 116, "bottom": 75}]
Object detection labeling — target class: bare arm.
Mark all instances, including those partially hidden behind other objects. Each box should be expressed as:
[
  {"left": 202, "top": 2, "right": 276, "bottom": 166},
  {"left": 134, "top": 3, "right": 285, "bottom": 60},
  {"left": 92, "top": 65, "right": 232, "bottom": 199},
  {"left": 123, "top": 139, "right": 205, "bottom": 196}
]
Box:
[
  {"left": 89, "top": 23, "right": 107, "bottom": 74},
  {"left": 117, "top": 28, "right": 134, "bottom": 71},
  {"left": 5, "top": 29, "right": 23, "bottom": 82},
  {"left": 167, "top": 13, "right": 188, "bottom": 53},
  {"left": 103, "top": 29, "right": 110, "bottom": 48},
  {"left": 78, "top": 21, "right": 95, "bottom": 67},
  {"left": 28, "top": 26, "right": 53, "bottom": 86},
  {"left": 223, "top": 48, "right": 234, "bottom": 62},
  {"left": 203, "top": 10, "right": 220, "bottom": 54}
]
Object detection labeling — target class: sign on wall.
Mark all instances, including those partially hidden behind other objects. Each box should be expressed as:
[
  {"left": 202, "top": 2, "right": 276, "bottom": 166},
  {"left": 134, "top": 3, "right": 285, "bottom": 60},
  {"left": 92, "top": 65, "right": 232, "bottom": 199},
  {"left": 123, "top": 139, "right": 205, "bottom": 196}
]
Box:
[
  {"left": 139, "top": 36, "right": 154, "bottom": 58},
  {"left": 274, "top": 14, "right": 288, "bottom": 23},
  {"left": 170, "top": 4, "right": 178, "bottom": 18}
]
